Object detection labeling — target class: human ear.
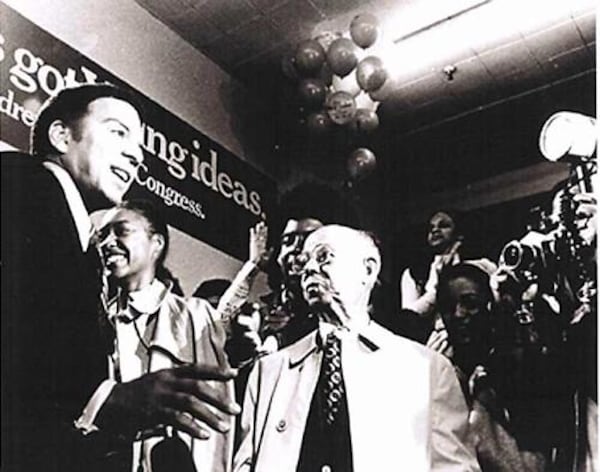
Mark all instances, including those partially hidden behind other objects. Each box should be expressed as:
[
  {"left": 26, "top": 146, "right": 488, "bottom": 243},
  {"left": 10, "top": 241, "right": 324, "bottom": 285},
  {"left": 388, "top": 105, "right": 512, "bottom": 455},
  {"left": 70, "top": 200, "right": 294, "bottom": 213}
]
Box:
[
  {"left": 151, "top": 234, "right": 165, "bottom": 260},
  {"left": 47, "top": 120, "right": 71, "bottom": 154},
  {"left": 364, "top": 256, "right": 381, "bottom": 283}
]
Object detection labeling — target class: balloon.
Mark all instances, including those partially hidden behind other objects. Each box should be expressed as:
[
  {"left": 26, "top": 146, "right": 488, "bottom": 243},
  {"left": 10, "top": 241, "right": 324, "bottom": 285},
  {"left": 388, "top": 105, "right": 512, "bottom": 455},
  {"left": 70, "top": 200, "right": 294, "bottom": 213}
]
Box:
[
  {"left": 315, "top": 31, "right": 342, "bottom": 52},
  {"left": 325, "top": 91, "right": 357, "bottom": 125},
  {"left": 332, "top": 73, "right": 360, "bottom": 97},
  {"left": 350, "top": 13, "right": 379, "bottom": 48},
  {"left": 347, "top": 148, "right": 377, "bottom": 180},
  {"left": 369, "top": 85, "right": 390, "bottom": 102},
  {"left": 355, "top": 91, "right": 379, "bottom": 112},
  {"left": 319, "top": 63, "right": 333, "bottom": 86},
  {"left": 326, "top": 38, "right": 358, "bottom": 77},
  {"left": 298, "top": 78, "right": 327, "bottom": 108},
  {"left": 295, "top": 39, "right": 325, "bottom": 76},
  {"left": 352, "top": 108, "right": 379, "bottom": 133},
  {"left": 306, "top": 110, "right": 332, "bottom": 134},
  {"left": 281, "top": 53, "right": 299, "bottom": 80},
  {"left": 356, "top": 56, "right": 387, "bottom": 92}
]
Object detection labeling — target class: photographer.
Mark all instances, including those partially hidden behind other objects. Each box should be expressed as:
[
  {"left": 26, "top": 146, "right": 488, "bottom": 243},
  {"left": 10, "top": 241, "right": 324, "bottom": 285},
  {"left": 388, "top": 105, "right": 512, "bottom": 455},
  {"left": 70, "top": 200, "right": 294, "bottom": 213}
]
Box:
[{"left": 493, "top": 175, "right": 597, "bottom": 471}]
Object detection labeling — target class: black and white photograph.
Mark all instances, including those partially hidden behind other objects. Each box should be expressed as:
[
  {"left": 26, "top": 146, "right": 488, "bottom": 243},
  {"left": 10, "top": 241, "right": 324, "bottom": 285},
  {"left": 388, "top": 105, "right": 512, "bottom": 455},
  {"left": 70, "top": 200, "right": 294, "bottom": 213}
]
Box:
[{"left": 0, "top": 0, "right": 596, "bottom": 470}]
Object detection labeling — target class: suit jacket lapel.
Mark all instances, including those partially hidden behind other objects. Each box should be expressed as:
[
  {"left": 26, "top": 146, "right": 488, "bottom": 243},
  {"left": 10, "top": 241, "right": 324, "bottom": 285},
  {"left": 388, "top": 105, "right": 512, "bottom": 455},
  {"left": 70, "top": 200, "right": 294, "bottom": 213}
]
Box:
[{"left": 256, "top": 331, "right": 321, "bottom": 471}]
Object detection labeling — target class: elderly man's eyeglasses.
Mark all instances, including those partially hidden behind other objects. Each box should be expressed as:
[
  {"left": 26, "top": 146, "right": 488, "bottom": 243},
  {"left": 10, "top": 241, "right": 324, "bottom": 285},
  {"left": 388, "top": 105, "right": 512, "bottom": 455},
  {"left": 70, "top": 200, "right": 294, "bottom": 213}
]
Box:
[{"left": 291, "top": 245, "right": 335, "bottom": 274}]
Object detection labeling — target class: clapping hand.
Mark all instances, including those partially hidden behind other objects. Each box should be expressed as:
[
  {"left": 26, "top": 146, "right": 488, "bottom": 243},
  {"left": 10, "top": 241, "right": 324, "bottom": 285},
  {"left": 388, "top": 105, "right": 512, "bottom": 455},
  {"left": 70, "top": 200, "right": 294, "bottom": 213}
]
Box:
[{"left": 425, "top": 318, "right": 453, "bottom": 359}]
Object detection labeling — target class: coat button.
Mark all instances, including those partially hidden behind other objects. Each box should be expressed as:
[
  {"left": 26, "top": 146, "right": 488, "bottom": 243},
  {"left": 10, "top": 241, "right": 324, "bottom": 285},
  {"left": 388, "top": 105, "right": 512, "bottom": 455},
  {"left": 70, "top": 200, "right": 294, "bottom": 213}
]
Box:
[{"left": 276, "top": 419, "right": 287, "bottom": 432}]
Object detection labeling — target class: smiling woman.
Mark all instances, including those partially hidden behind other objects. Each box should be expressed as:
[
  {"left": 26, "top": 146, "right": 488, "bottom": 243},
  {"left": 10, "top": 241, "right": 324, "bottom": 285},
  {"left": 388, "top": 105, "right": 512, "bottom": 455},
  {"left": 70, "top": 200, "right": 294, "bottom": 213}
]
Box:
[
  {"left": 97, "top": 198, "right": 235, "bottom": 472},
  {"left": 100, "top": 199, "right": 170, "bottom": 292}
]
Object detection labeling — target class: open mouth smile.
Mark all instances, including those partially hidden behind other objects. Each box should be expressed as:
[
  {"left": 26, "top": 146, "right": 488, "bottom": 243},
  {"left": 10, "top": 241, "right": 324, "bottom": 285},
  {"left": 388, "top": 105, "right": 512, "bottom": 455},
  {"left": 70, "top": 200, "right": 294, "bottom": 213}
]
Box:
[
  {"left": 111, "top": 166, "right": 131, "bottom": 184},
  {"left": 102, "top": 249, "right": 128, "bottom": 267}
]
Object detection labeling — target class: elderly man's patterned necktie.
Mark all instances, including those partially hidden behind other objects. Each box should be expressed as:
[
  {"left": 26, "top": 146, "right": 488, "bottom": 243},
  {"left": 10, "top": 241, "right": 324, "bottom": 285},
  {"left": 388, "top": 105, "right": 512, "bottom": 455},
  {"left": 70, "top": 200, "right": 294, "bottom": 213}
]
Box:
[{"left": 322, "top": 332, "right": 344, "bottom": 426}]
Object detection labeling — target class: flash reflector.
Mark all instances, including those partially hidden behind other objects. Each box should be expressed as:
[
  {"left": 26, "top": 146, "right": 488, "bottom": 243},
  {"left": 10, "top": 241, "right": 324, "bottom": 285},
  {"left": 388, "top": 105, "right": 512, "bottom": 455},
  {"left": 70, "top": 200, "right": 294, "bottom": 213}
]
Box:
[{"left": 539, "top": 112, "right": 596, "bottom": 162}]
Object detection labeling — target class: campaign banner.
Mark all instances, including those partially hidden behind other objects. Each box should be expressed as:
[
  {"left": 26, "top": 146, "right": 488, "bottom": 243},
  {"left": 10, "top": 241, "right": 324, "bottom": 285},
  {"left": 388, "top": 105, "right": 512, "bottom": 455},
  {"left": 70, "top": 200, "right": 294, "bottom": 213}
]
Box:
[{"left": 0, "top": 4, "right": 276, "bottom": 260}]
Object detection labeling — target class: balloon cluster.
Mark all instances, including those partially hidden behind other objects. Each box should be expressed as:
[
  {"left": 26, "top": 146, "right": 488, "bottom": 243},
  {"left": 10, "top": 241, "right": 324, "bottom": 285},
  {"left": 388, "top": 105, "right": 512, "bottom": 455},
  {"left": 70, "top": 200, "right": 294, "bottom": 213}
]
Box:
[{"left": 282, "top": 13, "right": 385, "bottom": 180}]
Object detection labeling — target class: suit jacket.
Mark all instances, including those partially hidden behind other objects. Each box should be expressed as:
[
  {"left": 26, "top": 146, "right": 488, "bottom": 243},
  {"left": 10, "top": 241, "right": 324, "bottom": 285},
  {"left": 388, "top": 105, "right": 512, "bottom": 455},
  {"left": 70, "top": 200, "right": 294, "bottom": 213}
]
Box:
[
  {"left": 1, "top": 152, "right": 126, "bottom": 471},
  {"left": 234, "top": 321, "right": 480, "bottom": 471}
]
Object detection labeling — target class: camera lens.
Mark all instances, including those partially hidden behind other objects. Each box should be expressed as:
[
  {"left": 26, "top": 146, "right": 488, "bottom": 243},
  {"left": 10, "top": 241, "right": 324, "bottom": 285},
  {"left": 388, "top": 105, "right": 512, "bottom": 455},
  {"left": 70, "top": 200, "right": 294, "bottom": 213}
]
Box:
[{"left": 502, "top": 241, "right": 523, "bottom": 269}]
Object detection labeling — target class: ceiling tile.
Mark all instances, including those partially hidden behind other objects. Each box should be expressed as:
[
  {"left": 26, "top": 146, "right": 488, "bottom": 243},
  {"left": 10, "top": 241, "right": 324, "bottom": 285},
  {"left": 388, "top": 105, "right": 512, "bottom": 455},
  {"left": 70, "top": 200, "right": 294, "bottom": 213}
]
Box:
[
  {"left": 395, "top": 72, "right": 454, "bottom": 109},
  {"left": 478, "top": 39, "right": 540, "bottom": 79},
  {"left": 494, "top": 68, "right": 548, "bottom": 99},
  {"left": 229, "top": 16, "right": 285, "bottom": 55},
  {"left": 513, "top": 0, "right": 571, "bottom": 37},
  {"left": 546, "top": 45, "right": 593, "bottom": 77},
  {"left": 445, "top": 55, "right": 499, "bottom": 105},
  {"left": 457, "top": 2, "right": 522, "bottom": 56},
  {"left": 418, "top": 18, "right": 475, "bottom": 71},
  {"left": 523, "top": 19, "right": 591, "bottom": 75},
  {"left": 247, "top": 0, "right": 290, "bottom": 14},
  {"left": 136, "top": 0, "right": 189, "bottom": 19},
  {"left": 572, "top": 12, "right": 595, "bottom": 46},
  {"left": 173, "top": 9, "right": 224, "bottom": 46},
  {"left": 202, "top": 36, "right": 249, "bottom": 68},
  {"left": 309, "top": 0, "right": 366, "bottom": 17},
  {"left": 270, "top": 0, "right": 325, "bottom": 38},
  {"left": 192, "top": 0, "right": 260, "bottom": 33},
  {"left": 569, "top": 0, "right": 597, "bottom": 18}
]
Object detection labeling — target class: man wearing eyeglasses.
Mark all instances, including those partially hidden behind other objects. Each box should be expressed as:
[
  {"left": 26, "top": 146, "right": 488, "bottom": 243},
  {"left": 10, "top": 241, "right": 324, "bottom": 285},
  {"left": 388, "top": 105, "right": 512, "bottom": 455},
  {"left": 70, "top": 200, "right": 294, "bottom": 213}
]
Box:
[{"left": 234, "top": 224, "right": 479, "bottom": 471}]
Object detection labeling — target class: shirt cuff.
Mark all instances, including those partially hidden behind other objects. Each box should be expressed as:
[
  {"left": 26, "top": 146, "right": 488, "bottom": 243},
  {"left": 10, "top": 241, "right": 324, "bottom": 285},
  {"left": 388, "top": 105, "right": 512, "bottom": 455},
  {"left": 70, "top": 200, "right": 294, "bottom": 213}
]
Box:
[{"left": 74, "top": 380, "right": 117, "bottom": 435}]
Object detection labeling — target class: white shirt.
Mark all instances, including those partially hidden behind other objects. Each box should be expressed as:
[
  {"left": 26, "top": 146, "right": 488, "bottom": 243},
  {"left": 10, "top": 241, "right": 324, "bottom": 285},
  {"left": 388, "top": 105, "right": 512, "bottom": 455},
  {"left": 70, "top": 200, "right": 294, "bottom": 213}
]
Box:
[
  {"left": 109, "top": 280, "right": 168, "bottom": 383},
  {"left": 42, "top": 160, "right": 93, "bottom": 251}
]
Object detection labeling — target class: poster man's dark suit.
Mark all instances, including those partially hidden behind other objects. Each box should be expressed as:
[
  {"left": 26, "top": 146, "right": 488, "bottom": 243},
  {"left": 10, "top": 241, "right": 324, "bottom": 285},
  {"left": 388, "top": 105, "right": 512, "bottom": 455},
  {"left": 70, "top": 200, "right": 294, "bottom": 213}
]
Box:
[{"left": 1, "top": 152, "right": 127, "bottom": 471}]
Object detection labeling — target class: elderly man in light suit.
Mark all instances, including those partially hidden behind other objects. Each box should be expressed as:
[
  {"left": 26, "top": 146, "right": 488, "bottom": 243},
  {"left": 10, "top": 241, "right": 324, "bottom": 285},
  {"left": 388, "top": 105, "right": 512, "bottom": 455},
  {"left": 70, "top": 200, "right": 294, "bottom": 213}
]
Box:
[{"left": 233, "top": 224, "right": 479, "bottom": 471}]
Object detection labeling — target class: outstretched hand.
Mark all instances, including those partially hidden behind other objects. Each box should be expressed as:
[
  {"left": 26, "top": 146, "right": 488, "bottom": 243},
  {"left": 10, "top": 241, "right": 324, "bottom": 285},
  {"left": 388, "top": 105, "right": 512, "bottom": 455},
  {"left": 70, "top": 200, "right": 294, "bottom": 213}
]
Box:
[{"left": 97, "top": 363, "right": 239, "bottom": 440}]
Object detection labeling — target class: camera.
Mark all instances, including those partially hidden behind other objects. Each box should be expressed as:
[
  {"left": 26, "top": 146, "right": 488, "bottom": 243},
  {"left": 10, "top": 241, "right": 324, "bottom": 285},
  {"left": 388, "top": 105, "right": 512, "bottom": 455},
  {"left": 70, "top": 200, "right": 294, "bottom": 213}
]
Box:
[{"left": 500, "top": 238, "right": 553, "bottom": 275}]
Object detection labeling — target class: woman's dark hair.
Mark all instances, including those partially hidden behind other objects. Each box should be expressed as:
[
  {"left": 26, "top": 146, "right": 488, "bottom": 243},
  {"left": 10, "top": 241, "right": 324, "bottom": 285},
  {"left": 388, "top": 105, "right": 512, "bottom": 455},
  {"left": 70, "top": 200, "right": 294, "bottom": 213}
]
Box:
[
  {"left": 436, "top": 263, "right": 493, "bottom": 314},
  {"left": 407, "top": 208, "right": 465, "bottom": 288},
  {"left": 425, "top": 208, "right": 464, "bottom": 241}
]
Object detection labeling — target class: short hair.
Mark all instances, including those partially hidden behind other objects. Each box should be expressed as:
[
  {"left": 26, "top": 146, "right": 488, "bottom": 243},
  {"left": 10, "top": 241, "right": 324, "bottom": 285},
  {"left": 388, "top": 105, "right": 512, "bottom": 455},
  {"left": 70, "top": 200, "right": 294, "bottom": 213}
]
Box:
[
  {"left": 309, "top": 224, "right": 381, "bottom": 272},
  {"left": 436, "top": 262, "right": 493, "bottom": 313},
  {"left": 31, "top": 83, "right": 143, "bottom": 157}
]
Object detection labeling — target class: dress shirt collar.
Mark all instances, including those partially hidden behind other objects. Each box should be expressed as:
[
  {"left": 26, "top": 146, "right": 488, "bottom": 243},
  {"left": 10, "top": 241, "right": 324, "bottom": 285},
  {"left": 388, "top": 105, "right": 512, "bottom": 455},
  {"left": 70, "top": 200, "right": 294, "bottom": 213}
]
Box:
[
  {"left": 42, "top": 160, "right": 93, "bottom": 252},
  {"left": 111, "top": 279, "right": 170, "bottom": 323},
  {"left": 288, "top": 319, "right": 382, "bottom": 367}
]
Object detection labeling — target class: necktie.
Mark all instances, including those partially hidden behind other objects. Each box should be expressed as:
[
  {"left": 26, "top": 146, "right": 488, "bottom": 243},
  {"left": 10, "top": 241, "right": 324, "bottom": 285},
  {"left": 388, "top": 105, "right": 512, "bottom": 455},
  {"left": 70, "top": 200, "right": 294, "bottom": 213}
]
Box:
[{"left": 322, "top": 332, "right": 345, "bottom": 426}]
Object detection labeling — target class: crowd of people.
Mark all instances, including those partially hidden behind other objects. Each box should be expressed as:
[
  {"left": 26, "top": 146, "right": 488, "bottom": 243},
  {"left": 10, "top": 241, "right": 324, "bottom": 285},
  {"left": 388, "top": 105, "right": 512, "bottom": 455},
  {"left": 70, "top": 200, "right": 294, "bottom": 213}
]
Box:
[{"left": 1, "top": 83, "right": 596, "bottom": 472}]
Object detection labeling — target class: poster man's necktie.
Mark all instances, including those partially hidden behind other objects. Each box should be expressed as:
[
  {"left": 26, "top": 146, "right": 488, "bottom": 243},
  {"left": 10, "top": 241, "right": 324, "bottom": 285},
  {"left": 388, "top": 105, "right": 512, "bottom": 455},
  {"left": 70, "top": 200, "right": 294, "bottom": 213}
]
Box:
[{"left": 322, "top": 332, "right": 345, "bottom": 426}]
